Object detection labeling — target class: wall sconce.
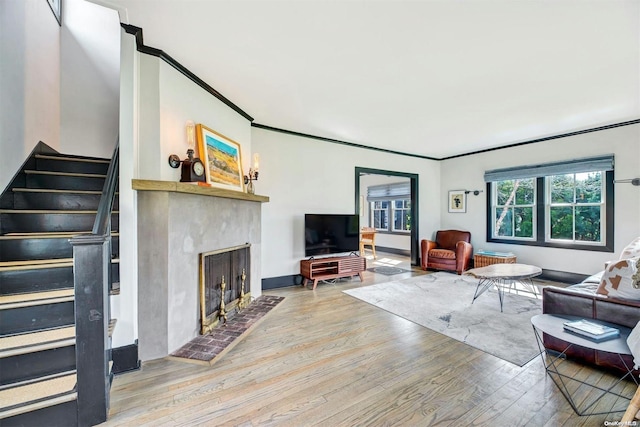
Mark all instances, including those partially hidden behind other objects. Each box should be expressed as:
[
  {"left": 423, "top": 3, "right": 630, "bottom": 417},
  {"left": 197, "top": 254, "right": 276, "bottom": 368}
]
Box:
[
  {"left": 614, "top": 178, "right": 640, "bottom": 186},
  {"left": 168, "top": 120, "right": 205, "bottom": 183},
  {"left": 244, "top": 153, "right": 259, "bottom": 194},
  {"left": 464, "top": 190, "right": 484, "bottom": 196}
]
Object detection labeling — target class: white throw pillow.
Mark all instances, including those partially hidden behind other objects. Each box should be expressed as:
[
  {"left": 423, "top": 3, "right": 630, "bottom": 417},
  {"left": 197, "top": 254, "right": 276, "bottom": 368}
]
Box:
[
  {"left": 621, "top": 237, "right": 640, "bottom": 260},
  {"left": 627, "top": 319, "right": 640, "bottom": 368},
  {"left": 596, "top": 257, "right": 640, "bottom": 300}
]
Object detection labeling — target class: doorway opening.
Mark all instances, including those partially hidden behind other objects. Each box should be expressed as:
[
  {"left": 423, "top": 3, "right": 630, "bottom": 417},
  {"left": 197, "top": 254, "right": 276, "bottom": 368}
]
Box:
[{"left": 354, "top": 167, "right": 419, "bottom": 266}]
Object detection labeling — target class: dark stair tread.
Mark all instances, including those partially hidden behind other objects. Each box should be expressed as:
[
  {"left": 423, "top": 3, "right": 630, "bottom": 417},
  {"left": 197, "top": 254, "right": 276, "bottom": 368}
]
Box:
[
  {"left": 0, "top": 209, "right": 118, "bottom": 214},
  {"left": 110, "top": 282, "right": 120, "bottom": 296},
  {"left": 0, "top": 288, "right": 74, "bottom": 310},
  {"left": 0, "top": 371, "right": 77, "bottom": 416},
  {"left": 0, "top": 231, "right": 119, "bottom": 239},
  {"left": 24, "top": 170, "right": 106, "bottom": 179},
  {"left": 0, "top": 326, "right": 75, "bottom": 358},
  {"left": 11, "top": 188, "right": 118, "bottom": 196},
  {"left": 34, "top": 154, "right": 109, "bottom": 164},
  {"left": 12, "top": 188, "right": 118, "bottom": 195},
  {"left": 0, "top": 257, "right": 119, "bottom": 272}
]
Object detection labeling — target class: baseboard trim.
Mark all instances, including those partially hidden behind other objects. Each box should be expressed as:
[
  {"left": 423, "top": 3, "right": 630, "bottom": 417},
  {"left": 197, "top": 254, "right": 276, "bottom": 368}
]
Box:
[
  {"left": 539, "top": 269, "right": 588, "bottom": 285},
  {"left": 112, "top": 341, "right": 140, "bottom": 374},
  {"left": 261, "top": 268, "right": 587, "bottom": 290},
  {"left": 374, "top": 246, "right": 411, "bottom": 257},
  {"left": 262, "top": 275, "right": 303, "bottom": 290}
]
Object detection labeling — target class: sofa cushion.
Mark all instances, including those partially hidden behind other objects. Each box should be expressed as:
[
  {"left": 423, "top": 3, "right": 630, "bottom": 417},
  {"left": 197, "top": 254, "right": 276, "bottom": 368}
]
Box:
[
  {"left": 621, "top": 237, "right": 640, "bottom": 260},
  {"left": 596, "top": 257, "right": 640, "bottom": 300}
]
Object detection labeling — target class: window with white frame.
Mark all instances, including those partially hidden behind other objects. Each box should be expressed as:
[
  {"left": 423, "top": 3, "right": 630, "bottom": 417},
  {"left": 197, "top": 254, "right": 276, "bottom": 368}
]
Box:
[
  {"left": 371, "top": 201, "right": 389, "bottom": 230},
  {"left": 547, "top": 171, "right": 603, "bottom": 243},
  {"left": 493, "top": 178, "right": 535, "bottom": 239},
  {"left": 367, "top": 181, "right": 411, "bottom": 234},
  {"left": 485, "top": 155, "right": 613, "bottom": 251},
  {"left": 392, "top": 200, "right": 411, "bottom": 232}
]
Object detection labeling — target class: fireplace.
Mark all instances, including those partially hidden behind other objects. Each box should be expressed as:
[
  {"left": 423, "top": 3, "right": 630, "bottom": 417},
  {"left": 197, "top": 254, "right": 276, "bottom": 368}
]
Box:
[
  {"left": 200, "top": 244, "right": 251, "bottom": 334},
  {"left": 134, "top": 180, "right": 268, "bottom": 361}
]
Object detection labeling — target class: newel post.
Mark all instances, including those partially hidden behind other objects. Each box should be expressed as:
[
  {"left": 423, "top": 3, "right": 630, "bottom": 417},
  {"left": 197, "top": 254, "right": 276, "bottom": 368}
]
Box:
[{"left": 70, "top": 233, "right": 111, "bottom": 427}]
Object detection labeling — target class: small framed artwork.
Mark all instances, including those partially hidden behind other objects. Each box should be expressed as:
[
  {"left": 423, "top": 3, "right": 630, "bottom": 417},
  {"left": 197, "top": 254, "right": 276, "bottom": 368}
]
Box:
[
  {"left": 196, "top": 124, "right": 245, "bottom": 192},
  {"left": 448, "top": 190, "right": 466, "bottom": 213}
]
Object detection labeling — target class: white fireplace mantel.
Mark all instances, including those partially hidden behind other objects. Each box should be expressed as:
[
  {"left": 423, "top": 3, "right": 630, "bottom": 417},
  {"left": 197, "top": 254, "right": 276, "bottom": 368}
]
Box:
[{"left": 133, "top": 179, "right": 268, "bottom": 361}]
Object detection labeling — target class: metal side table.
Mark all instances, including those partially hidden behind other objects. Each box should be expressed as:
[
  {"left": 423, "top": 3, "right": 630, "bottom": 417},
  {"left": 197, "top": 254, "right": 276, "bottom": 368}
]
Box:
[{"left": 531, "top": 314, "right": 638, "bottom": 416}]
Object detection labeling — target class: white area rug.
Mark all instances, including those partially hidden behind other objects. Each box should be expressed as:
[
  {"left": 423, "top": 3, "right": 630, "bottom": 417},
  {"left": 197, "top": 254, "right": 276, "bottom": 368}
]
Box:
[{"left": 343, "top": 272, "right": 543, "bottom": 366}]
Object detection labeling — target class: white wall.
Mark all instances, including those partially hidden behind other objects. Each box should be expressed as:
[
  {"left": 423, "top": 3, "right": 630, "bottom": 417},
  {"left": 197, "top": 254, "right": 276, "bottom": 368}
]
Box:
[
  {"left": 60, "top": 0, "right": 120, "bottom": 158},
  {"left": 137, "top": 55, "right": 253, "bottom": 181},
  {"left": 359, "top": 174, "right": 411, "bottom": 251},
  {"left": 440, "top": 124, "right": 640, "bottom": 276},
  {"left": 111, "top": 27, "right": 138, "bottom": 348},
  {"left": 114, "top": 45, "right": 254, "bottom": 347},
  {"left": 252, "top": 127, "right": 441, "bottom": 279},
  {"left": 0, "top": 0, "right": 60, "bottom": 190}
]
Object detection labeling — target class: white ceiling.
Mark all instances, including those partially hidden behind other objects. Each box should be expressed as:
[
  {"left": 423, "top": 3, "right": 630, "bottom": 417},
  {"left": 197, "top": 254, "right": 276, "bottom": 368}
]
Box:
[{"left": 104, "top": 0, "right": 639, "bottom": 158}]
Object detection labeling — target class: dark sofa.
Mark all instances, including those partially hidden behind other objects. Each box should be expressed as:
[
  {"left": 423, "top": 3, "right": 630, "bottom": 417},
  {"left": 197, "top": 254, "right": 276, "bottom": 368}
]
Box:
[{"left": 542, "top": 282, "right": 640, "bottom": 374}]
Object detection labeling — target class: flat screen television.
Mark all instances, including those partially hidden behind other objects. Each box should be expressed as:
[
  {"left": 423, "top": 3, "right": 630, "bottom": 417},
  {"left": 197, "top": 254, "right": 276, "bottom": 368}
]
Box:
[{"left": 304, "top": 214, "right": 360, "bottom": 257}]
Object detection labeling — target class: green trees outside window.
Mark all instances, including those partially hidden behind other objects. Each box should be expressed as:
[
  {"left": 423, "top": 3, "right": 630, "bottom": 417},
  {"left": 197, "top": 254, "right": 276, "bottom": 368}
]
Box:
[
  {"left": 494, "top": 178, "right": 535, "bottom": 239},
  {"left": 548, "top": 172, "right": 602, "bottom": 242},
  {"left": 491, "top": 171, "right": 604, "bottom": 246}
]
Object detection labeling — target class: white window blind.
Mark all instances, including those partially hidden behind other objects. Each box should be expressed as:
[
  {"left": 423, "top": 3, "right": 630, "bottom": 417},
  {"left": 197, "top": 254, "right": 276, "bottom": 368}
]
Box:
[
  {"left": 366, "top": 182, "right": 410, "bottom": 201},
  {"left": 484, "top": 155, "right": 614, "bottom": 182}
]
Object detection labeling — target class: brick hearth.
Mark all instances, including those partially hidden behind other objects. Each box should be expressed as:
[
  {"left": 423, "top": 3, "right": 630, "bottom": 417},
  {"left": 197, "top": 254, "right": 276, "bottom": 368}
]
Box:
[{"left": 170, "top": 295, "right": 284, "bottom": 365}]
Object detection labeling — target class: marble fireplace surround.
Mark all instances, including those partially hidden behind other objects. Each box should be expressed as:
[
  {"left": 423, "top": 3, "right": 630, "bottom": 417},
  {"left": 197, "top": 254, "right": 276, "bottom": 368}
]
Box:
[{"left": 133, "top": 179, "right": 269, "bottom": 361}]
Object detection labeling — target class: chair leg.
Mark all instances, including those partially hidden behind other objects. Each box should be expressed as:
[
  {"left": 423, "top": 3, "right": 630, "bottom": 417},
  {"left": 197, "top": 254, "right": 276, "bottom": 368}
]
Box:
[
  {"left": 371, "top": 244, "right": 376, "bottom": 259},
  {"left": 622, "top": 384, "right": 640, "bottom": 423}
]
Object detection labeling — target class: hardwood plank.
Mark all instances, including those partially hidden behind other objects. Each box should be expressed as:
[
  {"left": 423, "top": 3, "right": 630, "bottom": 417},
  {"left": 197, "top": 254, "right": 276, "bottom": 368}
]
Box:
[{"left": 101, "top": 254, "right": 627, "bottom": 427}]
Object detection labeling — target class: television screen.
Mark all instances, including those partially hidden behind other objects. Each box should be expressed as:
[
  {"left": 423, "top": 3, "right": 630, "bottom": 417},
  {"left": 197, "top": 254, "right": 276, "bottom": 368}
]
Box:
[{"left": 304, "top": 214, "right": 360, "bottom": 257}]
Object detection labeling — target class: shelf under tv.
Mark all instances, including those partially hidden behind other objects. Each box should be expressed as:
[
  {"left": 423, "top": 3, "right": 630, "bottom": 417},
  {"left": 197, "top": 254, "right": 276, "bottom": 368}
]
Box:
[{"left": 300, "top": 255, "right": 366, "bottom": 290}]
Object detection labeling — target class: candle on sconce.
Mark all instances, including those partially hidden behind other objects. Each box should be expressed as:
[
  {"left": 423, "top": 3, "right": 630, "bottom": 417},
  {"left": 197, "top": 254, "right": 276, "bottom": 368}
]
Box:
[
  {"left": 253, "top": 153, "right": 260, "bottom": 172},
  {"left": 185, "top": 120, "right": 195, "bottom": 150}
]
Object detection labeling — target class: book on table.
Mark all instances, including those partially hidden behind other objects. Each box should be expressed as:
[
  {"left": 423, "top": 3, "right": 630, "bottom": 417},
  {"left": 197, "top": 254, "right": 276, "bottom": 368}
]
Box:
[{"left": 563, "top": 319, "right": 620, "bottom": 342}]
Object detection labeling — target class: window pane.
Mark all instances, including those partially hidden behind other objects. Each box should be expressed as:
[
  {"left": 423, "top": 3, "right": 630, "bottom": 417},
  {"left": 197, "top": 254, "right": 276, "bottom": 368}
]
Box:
[
  {"left": 513, "top": 207, "right": 533, "bottom": 238},
  {"left": 515, "top": 178, "right": 535, "bottom": 205},
  {"left": 380, "top": 210, "right": 388, "bottom": 229},
  {"left": 550, "top": 206, "right": 573, "bottom": 240},
  {"left": 393, "top": 210, "right": 403, "bottom": 230},
  {"left": 495, "top": 208, "right": 513, "bottom": 237},
  {"left": 575, "top": 206, "right": 601, "bottom": 242},
  {"left": 550, "top": 174, "right": 574, "bottom": 203},
  {"left": 496, "top": 180, "right": 514, "bottom": 205},
  {"left": 575, "top": 172, "right": 602, "bottom": 204}
]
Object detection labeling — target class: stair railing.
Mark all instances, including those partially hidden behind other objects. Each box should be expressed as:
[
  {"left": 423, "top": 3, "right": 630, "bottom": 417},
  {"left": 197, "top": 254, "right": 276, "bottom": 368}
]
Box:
[{"left": 70, "top": 140, "right": 119, "bottom": 427}]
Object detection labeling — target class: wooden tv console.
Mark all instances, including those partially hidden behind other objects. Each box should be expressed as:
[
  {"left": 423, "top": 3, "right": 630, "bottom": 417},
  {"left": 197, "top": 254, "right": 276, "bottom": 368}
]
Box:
[{"left": 300, "top": 255, "right": 367, "bottom": 290}]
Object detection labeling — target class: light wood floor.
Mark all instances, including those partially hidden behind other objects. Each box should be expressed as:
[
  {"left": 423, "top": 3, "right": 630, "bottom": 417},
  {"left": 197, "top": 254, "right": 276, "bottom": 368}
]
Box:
[{"left": 102, "top": 253, "right": 634, "bottom": 426}]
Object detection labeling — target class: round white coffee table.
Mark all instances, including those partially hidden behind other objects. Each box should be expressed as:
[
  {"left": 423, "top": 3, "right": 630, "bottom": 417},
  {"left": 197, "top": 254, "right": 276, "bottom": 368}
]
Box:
[{"left": 465, "top": 263, "right": 542, "bottom": 312}]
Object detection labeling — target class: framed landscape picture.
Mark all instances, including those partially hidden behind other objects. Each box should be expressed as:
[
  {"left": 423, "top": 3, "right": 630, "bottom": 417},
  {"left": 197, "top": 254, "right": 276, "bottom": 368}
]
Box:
[
  {"left": 448, "top": 190, "right": 466, "bottom": 213},
  {"left": 196, "top": 124, "right": 245, "bottom": 192}
]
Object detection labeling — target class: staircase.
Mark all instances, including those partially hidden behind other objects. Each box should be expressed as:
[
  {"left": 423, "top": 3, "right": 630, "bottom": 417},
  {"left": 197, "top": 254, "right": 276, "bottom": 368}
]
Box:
[{"left": 0, "top": 144, "right": 119, "bottom": 426}]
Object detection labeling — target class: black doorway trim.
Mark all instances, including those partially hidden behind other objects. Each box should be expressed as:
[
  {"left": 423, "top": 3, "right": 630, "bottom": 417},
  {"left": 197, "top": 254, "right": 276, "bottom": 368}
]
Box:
[
  {"left": 355, "top": 167, "right": 420, "bottom": 266},
  {"left": 120, "top": 23, "right": 253, "bottom": 122}
]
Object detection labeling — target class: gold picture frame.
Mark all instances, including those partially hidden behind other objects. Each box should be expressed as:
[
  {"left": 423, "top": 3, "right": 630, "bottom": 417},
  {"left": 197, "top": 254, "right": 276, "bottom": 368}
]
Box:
[{"left": 196, "top": 124, "right": 245, "bottom": 192}]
